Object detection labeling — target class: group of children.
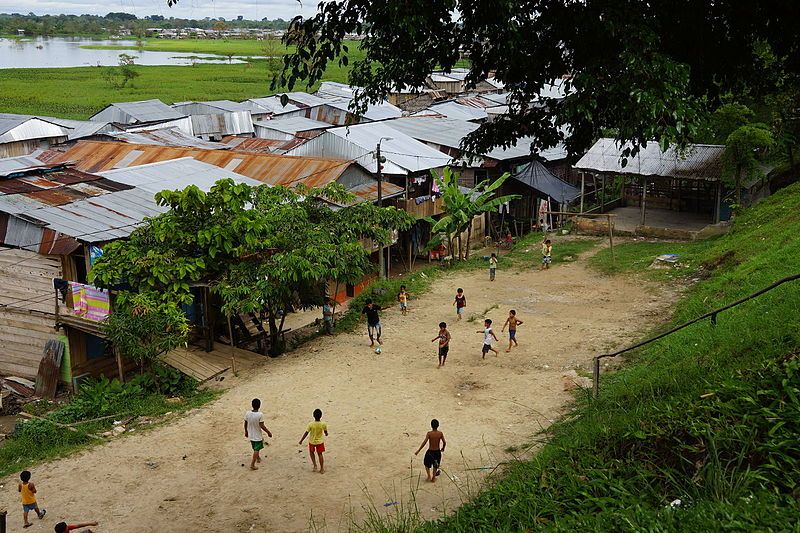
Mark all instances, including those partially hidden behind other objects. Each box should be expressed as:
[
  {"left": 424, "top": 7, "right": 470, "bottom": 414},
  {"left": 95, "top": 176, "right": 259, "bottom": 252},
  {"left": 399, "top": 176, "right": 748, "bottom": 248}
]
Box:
[
  {"left": 244, "top": 399, "right": 447, "bottom": 483},
  {"left": 16, "top": 470, "right": 97, "bottom": 531}
]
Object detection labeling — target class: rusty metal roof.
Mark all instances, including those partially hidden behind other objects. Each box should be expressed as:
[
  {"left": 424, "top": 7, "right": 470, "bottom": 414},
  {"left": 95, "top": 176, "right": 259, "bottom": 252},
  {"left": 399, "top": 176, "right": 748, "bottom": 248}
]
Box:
[
  {"left": 347, "top": 181, "right": 404, "bottom": 203},
  {"left": 111, "top": 128, "right": 231, "bottom": 150},
  {"left": 220, "top": 137, "right": 307, "bottom": 154},
  {"left": 48, "top": 141, "right": 355, "bottom": 188}
]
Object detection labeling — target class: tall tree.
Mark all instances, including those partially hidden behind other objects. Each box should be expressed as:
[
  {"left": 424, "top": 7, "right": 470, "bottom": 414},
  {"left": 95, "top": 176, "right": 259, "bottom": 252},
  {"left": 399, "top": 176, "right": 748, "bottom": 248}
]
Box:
[
  {"left": 226, "top": 0, "right": 798, "bottom": 159},
  {"left": 427, "top": 167, "right": 519, "bottom": 260},
  {"left": 723, "top": 124, "right": 774, "bottom": 208},
  {"left": 91, "top": 180, "right": 413, "bottom": 355}
]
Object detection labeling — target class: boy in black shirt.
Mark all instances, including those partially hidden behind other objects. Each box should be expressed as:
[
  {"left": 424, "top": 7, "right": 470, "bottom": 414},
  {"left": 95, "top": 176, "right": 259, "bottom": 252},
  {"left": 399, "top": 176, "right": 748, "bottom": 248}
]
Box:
[{"left": 361, "top": 299, "right": 383, "bottom": 346}]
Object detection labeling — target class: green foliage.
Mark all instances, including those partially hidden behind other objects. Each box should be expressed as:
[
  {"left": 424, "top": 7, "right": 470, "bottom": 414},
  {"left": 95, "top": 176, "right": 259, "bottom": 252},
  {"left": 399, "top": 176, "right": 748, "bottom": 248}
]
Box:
[
  {"left": 91, "top": 180, "right": 413, "bottom": 355},
  {"left": 128, "top": 364, "right": 198, "bottom": 396},
  {"left": 427, "top": 167, "right": 520, "bottom": 260},
  {"left": 408, "top": 183, "right": 800, "bottom": 532},
  {"left": 102, "top": 52, "right": 140, "bottom": 89},
  {"left": 101, "top": 292, "right": 188, "bottom": 365},
  {"left": 723, "top": 123, "right": 775, "bottom": 205},
  {"left": 0, "top": 371, "right": 212, "bottom": 478},
  {"left": 275, "top": 1, "right": 797, "bottom": 160}
]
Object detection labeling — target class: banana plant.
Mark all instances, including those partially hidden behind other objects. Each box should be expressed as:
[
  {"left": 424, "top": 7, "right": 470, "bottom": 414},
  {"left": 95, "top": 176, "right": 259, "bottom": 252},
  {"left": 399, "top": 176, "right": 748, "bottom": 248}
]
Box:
[{"left": 425, "top": 167, "right": 520, "bottom": 260}]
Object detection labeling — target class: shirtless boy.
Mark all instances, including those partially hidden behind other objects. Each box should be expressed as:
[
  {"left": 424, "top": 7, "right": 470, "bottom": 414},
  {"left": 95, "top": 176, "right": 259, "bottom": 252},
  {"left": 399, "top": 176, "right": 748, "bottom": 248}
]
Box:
[
  {"left": 414, "top": 419, "right": 447, "bottom": 482},
  {"left": 501, "top": 309, "right": 524, "bottom": 352}
]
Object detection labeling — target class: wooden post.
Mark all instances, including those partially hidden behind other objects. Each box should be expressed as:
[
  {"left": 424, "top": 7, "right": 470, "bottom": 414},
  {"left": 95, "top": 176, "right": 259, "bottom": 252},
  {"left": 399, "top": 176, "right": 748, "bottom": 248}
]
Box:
[
  {"left": 639, "top": 176, "right": 647, "bottom": 226},
  {"left": 226, "top": 314, "right": 237, "bottom": 374},
  {"left": 114, "top": 346, "right": 125, "bottom": 383},
  {"left": 608, "top": 214, "right": 614, "bottom": 264},
  {"left": 579, "top": 172, "right": 585, "bottom": 213},
  {"left": 600, "top": 175, "right": 605, "bottom": 213},
  {"left": 592, "top": 356, "right": 600, "bottom": 399},
  {"left": 714, "top": 180, "right": 722, "bottom": 223}
]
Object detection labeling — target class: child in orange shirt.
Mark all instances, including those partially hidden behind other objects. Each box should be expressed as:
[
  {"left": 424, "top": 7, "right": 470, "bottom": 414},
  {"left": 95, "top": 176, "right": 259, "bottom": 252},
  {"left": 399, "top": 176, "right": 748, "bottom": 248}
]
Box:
[{"left": 18, "top": 470, "right": 46, "bottom": 528}]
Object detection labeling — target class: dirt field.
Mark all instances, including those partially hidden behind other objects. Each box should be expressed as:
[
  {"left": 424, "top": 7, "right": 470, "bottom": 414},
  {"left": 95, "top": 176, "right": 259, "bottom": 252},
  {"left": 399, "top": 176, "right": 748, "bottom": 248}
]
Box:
[{"left": 0, "top": 251, "right": 671, "bottom": 532}]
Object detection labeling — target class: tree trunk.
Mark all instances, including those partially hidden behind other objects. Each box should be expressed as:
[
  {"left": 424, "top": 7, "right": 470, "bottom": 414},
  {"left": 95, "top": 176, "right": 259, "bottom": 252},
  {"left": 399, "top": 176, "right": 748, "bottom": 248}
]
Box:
[
  {"left": 268, "top": 312, "right": 280, "bottom": 356},
  {"left": 457, "top": 233, "right": 463, "bottom": 261},
  {"left": 331, "top": 281, "right": 340, "bottom": 326}
]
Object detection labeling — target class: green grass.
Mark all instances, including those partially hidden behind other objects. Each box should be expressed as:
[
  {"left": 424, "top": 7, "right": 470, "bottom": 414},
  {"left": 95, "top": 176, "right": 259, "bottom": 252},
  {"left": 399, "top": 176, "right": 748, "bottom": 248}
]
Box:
[
  {"left": 79, "top": 38, "right": 321, "bottom": 57},
  {"left": 0, "top": 40, "right": 363, "bottom": 119},
  {"left": 365, "top": 183, "right": 800, "bottom": 531},
  {"left": 0, "top": 385, "right": 219, "bottom": 479}
]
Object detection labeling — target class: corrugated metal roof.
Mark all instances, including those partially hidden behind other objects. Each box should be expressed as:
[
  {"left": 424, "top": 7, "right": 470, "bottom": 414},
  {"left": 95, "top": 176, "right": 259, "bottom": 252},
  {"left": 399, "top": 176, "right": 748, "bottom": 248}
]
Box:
[
  {"left": 347, "top": 181, "right": 404, "bottom": 203},
  {"left": 90, "top": 99, "right": 185, "bottom": 124},
  {"left": 111, "top": 128, "right": 231, "bottom": 150},
  {"left": 573, "top": 138, "right": 725, "bottom": 181},
  {"left": 0, "top": 154, "right": 49, "bottom": 174},
  {"left": 419, "top": 101, "right": 488, "bottom": 122},
  {"left": 38, "top": 117, "right": 119, "bottom": 141},
  {"left": 384, "top": 116, "right": 567, "bottom": 162},
  {"left": 0, "top": 114, "right": 68, "bottom": 143},
  {"left": 322, "top": 98, "right": 403, "bottom": 121},
  {"left": 48, "top": 141, "right": 355, "bottom": 187},
  {"left": 316, "top": 81, "right": 357, "bottom": 100},
  {"left": 190, "top": 111, "right": 254, "bottom": 136},
  {"left": 221, "top": 137, "right": 308, "bottom": 154},
  {"left": 288, "top": 123, "right": 452, "bottom": 175},
  {"left": 98, "top": 158, "right": 262, "bottom": 194},
  {"left": 255, "top": 116, "right": 331, "bottom": 135},
  {"left": 282, "top": 92, "right": 328, "bottom": 108},
  {"left": 512, "top": 161, "right": 581, "bottom": 203},
  {"left": 23, "top": 187, "right": 166, "bottom": 242},
  {"left": 246, "top": 96, "right": 301, "bottom": 115}
]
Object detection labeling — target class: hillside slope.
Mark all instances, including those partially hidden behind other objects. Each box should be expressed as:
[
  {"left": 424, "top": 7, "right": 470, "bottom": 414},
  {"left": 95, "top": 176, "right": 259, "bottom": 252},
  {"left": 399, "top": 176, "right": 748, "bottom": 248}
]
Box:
[{"left": 422, "top": 183, "right": 800, "bottom": 531}]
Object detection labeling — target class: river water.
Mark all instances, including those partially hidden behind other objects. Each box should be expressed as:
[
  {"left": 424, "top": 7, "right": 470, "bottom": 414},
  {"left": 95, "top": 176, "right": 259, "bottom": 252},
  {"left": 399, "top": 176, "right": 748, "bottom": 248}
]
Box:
[{"left": 0, "top": 37, "right": 250, "bottom": 69}]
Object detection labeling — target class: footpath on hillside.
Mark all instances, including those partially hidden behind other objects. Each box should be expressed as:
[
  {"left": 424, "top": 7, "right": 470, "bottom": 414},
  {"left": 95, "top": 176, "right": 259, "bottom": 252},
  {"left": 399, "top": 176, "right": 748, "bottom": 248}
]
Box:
[{"left": 0, "top": 246, "right": 673, "bottom": 532}]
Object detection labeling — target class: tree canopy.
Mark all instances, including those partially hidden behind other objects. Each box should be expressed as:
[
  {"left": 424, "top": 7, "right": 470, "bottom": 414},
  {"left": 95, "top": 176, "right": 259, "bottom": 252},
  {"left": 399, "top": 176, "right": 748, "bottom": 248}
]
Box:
[
  {"left": 91, "top": 180, "right": 413, "bottom": 355},
  {"left": 266, "top": 0, "right": 798, "bottom": 159}
]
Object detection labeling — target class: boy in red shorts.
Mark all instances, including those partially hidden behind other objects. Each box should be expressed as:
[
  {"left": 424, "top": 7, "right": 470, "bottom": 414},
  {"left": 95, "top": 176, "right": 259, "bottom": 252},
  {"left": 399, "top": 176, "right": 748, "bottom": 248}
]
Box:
[{"left": 299, "top": 408, "right": 328, "bottom": 474}]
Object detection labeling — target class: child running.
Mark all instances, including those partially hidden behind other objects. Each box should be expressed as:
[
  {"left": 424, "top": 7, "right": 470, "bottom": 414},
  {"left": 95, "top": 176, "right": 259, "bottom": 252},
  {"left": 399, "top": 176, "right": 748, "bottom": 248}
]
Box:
[
  {"left": 244, "top": 398, "right": 273, "bottom": 471},
  {"left": 431, "top": 322, "right": 451, "bottom": 368},
  {"left": 501, "top": 310, "right": 524, "bottom": 352},
  {"left": 361, "top": 299, "right": 383, "bottom": 346},
  {"left": 414, "top": 419, "right": 446, "bottom": 483},
  {"left": 19, "top": 470, "right": 46, "bottom": 528},
  {"left": 453, "top": 288, "right": 467, "bottom": 321},
  {"left": 299, "top": 408, "right": 329, "bottom": 474},
  {"left": 398, "top": 285, "right": 410, "bottom": 315},
  {"left": 489, "top": 253, "right": 498, "bottom": 281},
  {"left": 540, "top": 239, "right": 552, "bottom": 270},
  {"left": 477, "top": 318, "right": 499, "bottom": 358}
]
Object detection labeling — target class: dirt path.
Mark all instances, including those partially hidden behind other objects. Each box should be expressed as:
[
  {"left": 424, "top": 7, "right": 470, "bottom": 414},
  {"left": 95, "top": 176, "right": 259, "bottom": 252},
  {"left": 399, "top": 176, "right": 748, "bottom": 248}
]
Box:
[{"left": 1, "top": 251, "right": 670, "bottom": 532}]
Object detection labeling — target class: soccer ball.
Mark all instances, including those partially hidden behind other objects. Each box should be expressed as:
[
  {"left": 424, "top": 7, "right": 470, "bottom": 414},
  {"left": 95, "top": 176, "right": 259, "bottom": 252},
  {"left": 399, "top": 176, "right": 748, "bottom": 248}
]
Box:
[{"left": 375, "top": 347, "right": 382, "bottom": 354}]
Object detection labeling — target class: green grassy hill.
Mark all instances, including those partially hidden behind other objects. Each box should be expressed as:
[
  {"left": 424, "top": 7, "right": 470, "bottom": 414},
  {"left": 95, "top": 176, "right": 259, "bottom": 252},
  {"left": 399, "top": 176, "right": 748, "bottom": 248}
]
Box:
[{"left": 419, "top": 183, "right": 800, "bottom": 531}]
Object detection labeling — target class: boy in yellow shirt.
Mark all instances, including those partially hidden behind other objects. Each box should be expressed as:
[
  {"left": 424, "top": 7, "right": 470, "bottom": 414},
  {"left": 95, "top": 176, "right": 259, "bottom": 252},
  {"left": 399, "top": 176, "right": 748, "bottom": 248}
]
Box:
[
  {"left": 18, "top": 470, "right": 46, "bottom": 528},
  {"left": 299, "top": 408, "right": 329, "bottom": 473}
]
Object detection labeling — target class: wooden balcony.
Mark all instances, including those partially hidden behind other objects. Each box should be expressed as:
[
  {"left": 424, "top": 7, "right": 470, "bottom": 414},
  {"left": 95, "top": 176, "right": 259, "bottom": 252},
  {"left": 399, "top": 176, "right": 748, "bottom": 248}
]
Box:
[{"left": 400, "top": 197, "right": 444, "bottom": 218}]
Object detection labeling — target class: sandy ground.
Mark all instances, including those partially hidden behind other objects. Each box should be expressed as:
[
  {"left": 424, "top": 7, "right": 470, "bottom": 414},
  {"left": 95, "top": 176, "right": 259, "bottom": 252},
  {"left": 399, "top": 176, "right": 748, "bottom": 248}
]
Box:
[{"left": 0, "top": 252, "right": 671, "bottom": 532}]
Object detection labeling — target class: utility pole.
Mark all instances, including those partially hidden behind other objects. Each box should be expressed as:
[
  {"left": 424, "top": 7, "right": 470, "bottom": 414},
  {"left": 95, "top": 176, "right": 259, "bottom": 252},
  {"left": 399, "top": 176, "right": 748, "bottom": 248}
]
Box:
[{"left": 376, "top": 138, "right": 391, "bottom": 279}]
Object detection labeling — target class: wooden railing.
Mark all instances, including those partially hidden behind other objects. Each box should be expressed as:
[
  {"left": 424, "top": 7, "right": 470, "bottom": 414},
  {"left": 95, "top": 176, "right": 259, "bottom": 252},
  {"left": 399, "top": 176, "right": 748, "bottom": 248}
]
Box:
[{"left": 591, "top": 274, "right": 800, "bottom": 399}]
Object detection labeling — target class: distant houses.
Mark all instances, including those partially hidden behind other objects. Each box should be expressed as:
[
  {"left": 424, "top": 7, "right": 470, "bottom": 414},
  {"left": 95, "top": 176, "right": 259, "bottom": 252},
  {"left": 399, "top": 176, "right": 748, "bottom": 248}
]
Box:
[{"left": 4, "top": 70, "right": 765, "bottom": 389}]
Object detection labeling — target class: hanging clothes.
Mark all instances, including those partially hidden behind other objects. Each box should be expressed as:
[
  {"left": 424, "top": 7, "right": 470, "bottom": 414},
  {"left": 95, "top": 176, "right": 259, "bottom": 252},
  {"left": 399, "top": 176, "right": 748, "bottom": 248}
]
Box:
[
  {"left": 88, "top": 245, "right": 104, "bottom": 266},
  {"left": 69, "top": 282, "right": 111, "bottom": 322}
]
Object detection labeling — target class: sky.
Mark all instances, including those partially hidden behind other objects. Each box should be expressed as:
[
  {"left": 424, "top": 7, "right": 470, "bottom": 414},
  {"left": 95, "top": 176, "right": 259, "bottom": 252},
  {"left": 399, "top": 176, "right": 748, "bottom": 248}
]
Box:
[{"left": 0, "top": 0, "right": 318, "bottom": 20}]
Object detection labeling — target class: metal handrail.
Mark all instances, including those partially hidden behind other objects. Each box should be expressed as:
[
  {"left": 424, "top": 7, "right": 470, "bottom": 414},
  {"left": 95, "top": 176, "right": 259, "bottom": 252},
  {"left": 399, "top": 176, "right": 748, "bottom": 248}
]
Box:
[{"left": 591, "top": 273, "right": 800, "bottom": 399}]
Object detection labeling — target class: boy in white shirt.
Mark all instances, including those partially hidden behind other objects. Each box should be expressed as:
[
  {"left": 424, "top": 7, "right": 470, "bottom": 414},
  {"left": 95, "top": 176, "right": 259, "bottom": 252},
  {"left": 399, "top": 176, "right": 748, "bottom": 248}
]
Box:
[
  {"left": 477, "top": 319, "right": 499, "bottom": 359},
  {"left": 244, "top": 398, "right": 273, "bottom": 470}
]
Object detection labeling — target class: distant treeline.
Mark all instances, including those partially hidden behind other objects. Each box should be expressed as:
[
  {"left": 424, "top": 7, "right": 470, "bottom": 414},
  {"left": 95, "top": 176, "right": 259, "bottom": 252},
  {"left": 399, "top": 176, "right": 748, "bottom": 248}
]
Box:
[{"left": 0, "top": 13, "right": 290, "bottom": 37}]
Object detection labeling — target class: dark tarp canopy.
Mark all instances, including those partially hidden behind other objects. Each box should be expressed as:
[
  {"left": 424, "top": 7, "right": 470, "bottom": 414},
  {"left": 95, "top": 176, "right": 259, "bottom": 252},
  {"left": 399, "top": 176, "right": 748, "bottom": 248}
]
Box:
[{"left": 511, "top": 161, "right": 580, "bottom": 204}]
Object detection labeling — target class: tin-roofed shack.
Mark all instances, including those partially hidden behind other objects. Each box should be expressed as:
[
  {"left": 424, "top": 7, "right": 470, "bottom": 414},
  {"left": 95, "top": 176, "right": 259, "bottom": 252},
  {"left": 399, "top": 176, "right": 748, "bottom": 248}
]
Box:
[
  {"left": 573, "top": 138, "right": 730, "bottom": 236},
  {"left": 0, "top": 156, "right": 261, "bottom": 386}
]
